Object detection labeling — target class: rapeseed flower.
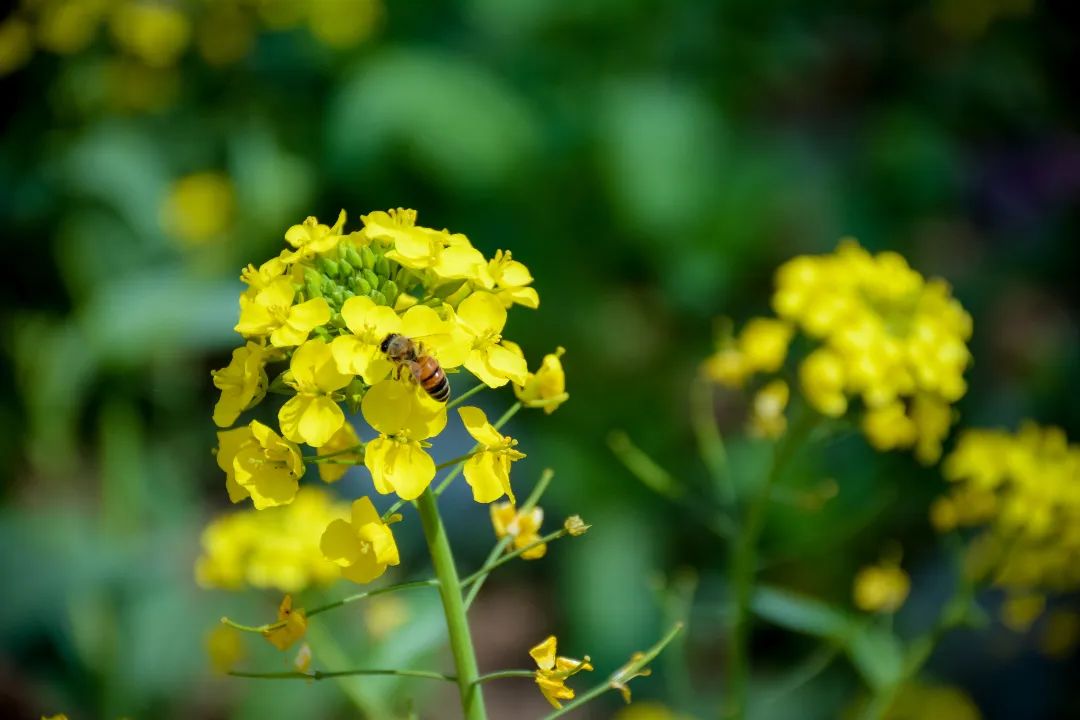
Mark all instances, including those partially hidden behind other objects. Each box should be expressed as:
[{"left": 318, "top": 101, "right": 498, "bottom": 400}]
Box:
[
  {"left": 263, "top": 594, "right": 307, "bottom": 651},
  {"left": 530, "top": 636, "right": 593, "bottom": 709},
  {"left": 853, "top": 560, "right": 911, "bottom": 613},
  {"left": 222, "top": 421, "right": 306, "bottom": 509},
  {"left": 937, "top": 423, "right": 1080, "bottom": 607},
  {"left": 195, "top": 487, "right": 347, "bottom": 592},
  {"left": 320, "top": 496, "right": 400, "bottom": 583},
  {"left": 458, "top": 406, "right": 525, "bottom": 503},
  {"left": 316, "top": 423, "right": 363, "bottom": 483},
  {"left": 235, "top": 276, "right": 331, "bottom": 348},
  {"left": 362, "top": 379, "right": 447, "bottom": 500},
  {"left": 514, "top": 346, "right": 568, "bottom": 413},
  {"left": 490, "top": 502, "right": 546, "bottom": 559},
  {"left": 212, "top": 342, "right": 272, "bottom": 428},
  {"left": 279, "top": 340, "right": 352, "bottom": 447}
]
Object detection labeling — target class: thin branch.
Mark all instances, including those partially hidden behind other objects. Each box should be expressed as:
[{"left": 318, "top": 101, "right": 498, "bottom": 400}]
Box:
[
  {"left": 436, "top": 451, "right": 482, "bottom": 471},
  {"left": 228, "top": 668, "right": 457, "bottom": 682},
  {"left": 459, "top": 528, "right": 569, "bottom": 587},
  {"left": 446, "top": 382, "right": 487, "bottom": 410},
  {"left": 220, "top": 579, "right": 438, "bottom": 633},
  {"left": 473, "top": 670, "right": 536, "bottom": 684},
  {"left": 463, "top": 469, "right": 555, "bottom": 610}
]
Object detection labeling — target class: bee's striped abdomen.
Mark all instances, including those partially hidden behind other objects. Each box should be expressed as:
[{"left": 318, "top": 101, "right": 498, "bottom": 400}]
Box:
[{"left": 413, "top": 356, "right": 450, "bottom": 403}]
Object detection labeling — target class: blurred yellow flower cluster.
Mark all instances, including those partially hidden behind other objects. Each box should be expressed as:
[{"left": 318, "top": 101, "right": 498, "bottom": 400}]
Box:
[
  {"left": 203, "top": 207, "right": 564, "bottom": 587},
  {"left": 195, "top": 487, "right": 347, "bottom": 593},
  {"left": 0, "top": 0, "right": 382, "bottom": 95},
  {"left": 704, "top": 240, "right": 972, "bottom": 464},
  {"left": 933, "top": 423, "right": 1080, "bottom": 616},
  {"left": 853, "top": 558, "right": 910, "bottom": 613}
]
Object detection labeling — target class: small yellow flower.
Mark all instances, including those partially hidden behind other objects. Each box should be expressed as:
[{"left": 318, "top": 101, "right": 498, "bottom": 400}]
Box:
[
  {"left": 702, "top": 347, "right": 748, "bottom": 387},
  {"left": 490, "top": 502, "right": 546, "bottom": 559},
  {"left": 216, "top": 425, "right": 256, "bottom": 504},
  {"left": 195, "top": 487, "right": 348, "bottom": 592},
  {"left": 231, "top": 421, "right": 306, "bottom": 509},
  {"left": 161, "top": 172, "right": 234, "bottom": 246},
  {"left": 861, "top": 401, "right": 917, "bottom": 451},
  {"left": 853, "top": 560, "right": 910, "bottom": 613},
  {"left": 235, "top": 276, "right": 331, "bottom": 348},
  {"left": 283, "top": 210, "right": 346, "bottom": 263},
  {"left": 363, "top": 208, "right": 444, "bottom": 269},
  {"left": 206, "top": 625, "right": 244, "bottom": 674},
  {"left": 479, "top": 249, "right": 540, "bottom": 309},
  {"left": 455, "top": 291, "right": 528, "bottom": 388},
  {"left": 800, "top": 348, "right": 847, "bottom": 417},
  {"left": 212, "top": 342, "right": 272, "bottom": 428},
  {"left": 263, "top": 594, "right": 307, "bottom": 651},
  {"left": 431, "top": 232, "right": 488, "bottom": 281},
  {"left": 279, "top": 340, "right": 352, "bottom": 447},
  {"left": 749, "top": 379, "right": 789, "bottom": 439},
  {"left": 316, "top": 423, "right": 363, "bottom": 483},
  {"left": 458, "top": 406, "right": 526, "bottom": 503},
  {"left": 514, "top": 346, "right": 568, "bottom": 413},
  {"left": 529, "top": 636, "right": 593, "bottom": 709},
  {"left": 361, "top": 379, "right": 447, "bottom": 500},
  {"left": 331, "top": 295, "right": 402, "bottom": 382},
  {"left": 320, "top": 496, "right": 401, "bottom": 584},
  {"left": 41, "top": 715, "right": 69, "bottom": 720},
  {"left": 738, "top": 318, "right": 793, "bottom": 374}
]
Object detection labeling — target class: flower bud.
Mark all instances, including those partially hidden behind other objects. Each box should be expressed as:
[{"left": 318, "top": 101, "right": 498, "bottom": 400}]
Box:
[
  {"left": 374, "top": 255, "right": 391, "bottom": 278},
  {"left": 305, "top": 276, "right": 323, "bottom": 299},
  {"left": 345, "top": 245, "right": 364, "bottom": 270},
  {"left": 359, "top": 245, "right": 376, "bottom": 269},
  {"left": 354, "top": 277, "right": 372, "bottom": 295},
  {"left": 381, "top": 280, "right": 399, "bottom": 306},
  {"left": 361, "top": 268, "right": 379, "bottom": 289},
  {"left": 317, "top": 257, "right": 340, "bottom": 278},
  {"left": 564, "top": 516, "right": 589, "bottom": 536},
  {"left": 370, "top": 290, "right": 388, "bottom": 306}
]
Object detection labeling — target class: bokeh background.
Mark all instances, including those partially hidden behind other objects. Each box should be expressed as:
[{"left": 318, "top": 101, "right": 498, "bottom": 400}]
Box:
[{"left": 2, "top": 1, "right": 1078, "bottom": 718}]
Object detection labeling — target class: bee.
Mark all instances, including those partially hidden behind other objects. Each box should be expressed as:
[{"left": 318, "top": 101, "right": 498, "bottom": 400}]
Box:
[{"left": 380, "top": 333, "right": 451, "bottom": 403}]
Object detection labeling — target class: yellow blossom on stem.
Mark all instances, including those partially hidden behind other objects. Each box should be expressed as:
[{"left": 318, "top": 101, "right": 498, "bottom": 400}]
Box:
[
  {"left": 316, "top": 423, "right": 363, "bottom": 483},
  {"left": 861, "top": 401, "right": 917, "bottom": 452},
  {"left": 231, "top": 421, "right": 306, "bottom": 509},
  {"left": 331, "top": 295, "right": 402, "bottom": 383},
  {"left": 455, "top": 291, "right": 528, "bottom": 387},
  {"left": 853, "top": 560, "right": 910, "bottom": 613},
  {"left": 490, "top": 502, "right": 546, "bottom": 559},
  {"left": 279, "top": 339, "right": 352, "bottom": 447},
  {"left": 513, "top": 346, "right": 568, "bottom": 413},
  {"left": 263, "top": 594, "right": 307, "bottom": 651},
  {"left": 529, "top": 635, "right": 593, "bottom": 709},
  {"left": 320, "top": 496, "right": 401, "bottom": 584},
  {"left": 738, "top": 318, "right": 793, "bottom": 374},
  {"left": 216, "top": 425, "right": 256, "bottom": 503},
  {"left": 361, "top": 379, "right": 447, "bottom": 500},
  {"left": 283, "top": 210, "right": 346, "bottom": 263},
  {"left": 212, "top": 342, "right": 272, "bottom": 427},
  {"left": 800, "top": 347, "right": 848, "bottom": 417},
  {"left": 362, "top": 208, "right": 445, "bottom": 270},
  {"left": 235, "top": 276, "right": 330, "bottom": 347},
  {"left": 432, "top": 232, "right": 488, "bottom": 281},
  {"left": 458, "top": 406, "right": 525, "bottom": 503},
  {"left": 478, "top": 249, "right": 540, "bottom": 309},
  {"left": 749, "top": 379, "right": 789, "bottom": 439}
]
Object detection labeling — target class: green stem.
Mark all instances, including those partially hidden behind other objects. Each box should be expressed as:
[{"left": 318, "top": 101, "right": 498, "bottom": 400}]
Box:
[
  {"left": 459, "top": 529, "right": 569, "bottom": 587},
  {"left": 542, "top": 623, "right": 684, "bottom": 719},
  {"left": 473, "top": 670, "right": 536, "bottom": 684},
  {"left": 220, "top": 579, "right": 437, "bottom": 633},
  {"left": 304, "top": 443, "right": 365, "bottom": 463},
  {"left": 690, "top": 375, "right": 732, "bottom": 504},
  {"left": 228, "top": 668, "right": 456, "bottom": 682},
  {"left": 464, "top": 469, "right": 554, "bottom": 609},
  {"left": 416, "top": 488, "right": 487, "bottom": 720},
  {"left": 726, "top": 411, "right": 815, "bottom": 719},
  {"left": 436, "top": 451, "right": 482, "bottom": 471},
  {"left": 446, "top": 382, "right": 488, "bottom": 410}
]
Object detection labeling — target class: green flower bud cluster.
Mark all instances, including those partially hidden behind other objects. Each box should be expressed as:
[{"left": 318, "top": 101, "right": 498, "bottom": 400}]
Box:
[{"left": 298, "top": 240, "right": 406, "bottom": 318}]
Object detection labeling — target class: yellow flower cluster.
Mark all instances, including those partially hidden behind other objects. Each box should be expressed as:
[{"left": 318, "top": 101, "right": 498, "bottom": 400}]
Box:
[
  {"left": 853, "top": 559, "right": 910, "bottom": 613},
  {"left": 205, "top": 208, "right": 565, "bottom": 586},
  {"left": 703, "top": 240, "right": 972, "bottom": 464},
  {"left": 195, "top": 487, "right": 347, "bottom": 593},
  {"left": 0, "top": 0, "right": 383, "bottom": 78},
  {"left": 933, "top": 423, "right": 1080, "bottom": 608}
]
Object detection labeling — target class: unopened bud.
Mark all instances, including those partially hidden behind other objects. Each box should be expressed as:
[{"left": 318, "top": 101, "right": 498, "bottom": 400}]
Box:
[
  {"left": 359, "top": 246, "right": 376, "bottom": 269},
  {"left": 317, "top": 257, "right": 340, "bottom": 278},
  {"left": 355, "top": 277, "right": 373, "bottom": 295},
  {"left": 361, "top": 269, "right": 379, "bottom": 289},
  {"left": 564, "top": 516, "right": 590, "bottom": 536},
  {"left": 381, "top": 280, "right": 399, "bottom": 306},
  {"left": 369, "top": 290, "right": 388, "bottom": 306},
  {"left": 345, "top": 246, "right": 364, "bottom": 270},
  {"left": 374, "top": 255, "right": 390, "bottom": 278}
]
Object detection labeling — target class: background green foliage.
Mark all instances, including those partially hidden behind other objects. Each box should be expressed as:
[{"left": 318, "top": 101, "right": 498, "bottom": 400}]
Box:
[{"left": 2, "top": 1, "right": 1077, "bottom": 718}]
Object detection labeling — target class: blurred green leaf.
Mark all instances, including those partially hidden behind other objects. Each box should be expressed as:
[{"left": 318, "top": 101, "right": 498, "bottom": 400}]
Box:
[{"left": 751, "top": 585, "right": 855, "bottom": 641}]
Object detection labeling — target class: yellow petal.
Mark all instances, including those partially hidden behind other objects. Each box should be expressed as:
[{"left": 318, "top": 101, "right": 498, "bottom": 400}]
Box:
[
  {"left": 457, "top": 406, "right": 504, "bottom": 447},
  {"left": 486, "top": 343, "right": 529, "bottom": 385},
  {"left": 456, "top": 291, "right": 507, "bottom": 337},
  {"left": 529, "top": 636, "right": 558, "bottom": 671},
  {"left": 373, "top": 440, "right": 436, "bottom": 501},
  {"left": 340, "top": 295, "right": 379, "bottom": 334},
  {"left": 320, "top": 518, "right": 362, "bottom": 567},
  {"left": 362, "top": 437, "right": 395, "bottom": 495},
  {"left": 351, "top": 495, "right": 381, "bottom": 527},
  {"left": 463, "top": 452, "right": 510, "bottom": 503},
  {"left": 288, "top": 297, "right": 331, "bottom": 332}
]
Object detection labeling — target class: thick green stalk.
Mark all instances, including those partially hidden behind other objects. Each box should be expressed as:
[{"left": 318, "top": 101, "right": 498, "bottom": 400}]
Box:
[{"left": 416, "top": 488, "right": 487, "bottom": 720}]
